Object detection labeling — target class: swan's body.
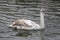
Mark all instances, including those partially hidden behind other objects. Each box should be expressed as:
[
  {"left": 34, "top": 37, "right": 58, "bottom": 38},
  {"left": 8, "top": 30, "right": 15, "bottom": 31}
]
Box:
[
  {"left": 8, "top": 8, "right": 45, "bottom": 30},
  {"left": 9, "top": 19, "right": 41, "bottom": 30}
]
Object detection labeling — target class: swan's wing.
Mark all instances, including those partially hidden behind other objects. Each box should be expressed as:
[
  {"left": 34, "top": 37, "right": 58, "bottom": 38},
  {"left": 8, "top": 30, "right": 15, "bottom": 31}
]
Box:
[
  {"left": 24, "top": 20, "right": 40, "bottom": 27},
  {"left": 23, "top": 20, "right": 33, "bottom": 27}
]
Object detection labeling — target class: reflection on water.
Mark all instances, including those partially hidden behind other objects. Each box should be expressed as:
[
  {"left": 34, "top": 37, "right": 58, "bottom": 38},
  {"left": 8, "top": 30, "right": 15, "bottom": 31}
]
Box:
[
  {"left": 13, "top": 29, "right": 45, "bottom": 40},
  {"left": 15, "top": 31, "right": 32, "bottom": 37}
]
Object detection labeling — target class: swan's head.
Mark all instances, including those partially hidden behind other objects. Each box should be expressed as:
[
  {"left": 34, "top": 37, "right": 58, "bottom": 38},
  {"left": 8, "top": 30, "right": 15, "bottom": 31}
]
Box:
[
  {"left": 40, "top": 8, "right": 45, "bottom": 12},
  {"left": 8, "top": 22, "right": 17, "bottom": 28}
]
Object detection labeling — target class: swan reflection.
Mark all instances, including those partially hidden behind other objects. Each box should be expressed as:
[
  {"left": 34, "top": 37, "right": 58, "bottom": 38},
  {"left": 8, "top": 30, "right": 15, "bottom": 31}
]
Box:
[{"left": 15, "top": 31, "right": 32, "bottom": 37}]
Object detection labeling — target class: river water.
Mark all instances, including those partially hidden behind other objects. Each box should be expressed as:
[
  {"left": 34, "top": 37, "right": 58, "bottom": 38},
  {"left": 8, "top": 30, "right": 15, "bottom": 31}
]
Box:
[{"left": 0, "top": 0, "right": 60, "bottom": 40}]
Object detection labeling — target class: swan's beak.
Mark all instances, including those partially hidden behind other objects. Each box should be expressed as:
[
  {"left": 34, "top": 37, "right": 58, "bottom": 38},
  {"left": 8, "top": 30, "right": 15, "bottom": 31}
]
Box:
[
  {"left": 7, "top": 24, "right": 13, "bottom": 27},
  {"left": 9, "top": 25, "right": 13, "bottom": 27},
  {"left": 7, "top": 24, "right": 17, "bottom": 28}
]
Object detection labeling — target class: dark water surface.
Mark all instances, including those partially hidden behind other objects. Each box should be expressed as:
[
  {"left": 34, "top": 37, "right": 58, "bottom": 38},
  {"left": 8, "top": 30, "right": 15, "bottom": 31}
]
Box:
[{"left": 0, "top": 0, "right": 60, "bottom": 40}]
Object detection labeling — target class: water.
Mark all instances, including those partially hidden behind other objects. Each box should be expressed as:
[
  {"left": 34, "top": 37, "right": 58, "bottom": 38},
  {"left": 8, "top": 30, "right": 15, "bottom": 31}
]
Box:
[{"left": 0, "top": 0, "right": 60, "bottom": 40}]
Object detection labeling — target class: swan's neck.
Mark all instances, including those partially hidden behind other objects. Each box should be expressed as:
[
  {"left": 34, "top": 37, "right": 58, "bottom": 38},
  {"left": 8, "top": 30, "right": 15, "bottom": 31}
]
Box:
[{"left": 40, "top": 9, "right": 45, "bottom": 29}]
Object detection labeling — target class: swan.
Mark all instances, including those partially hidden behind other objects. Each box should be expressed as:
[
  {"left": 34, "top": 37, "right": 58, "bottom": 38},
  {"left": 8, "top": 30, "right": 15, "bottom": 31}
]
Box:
[{"left": 8, "top": 8, "right": 45, "bottom": 30}]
